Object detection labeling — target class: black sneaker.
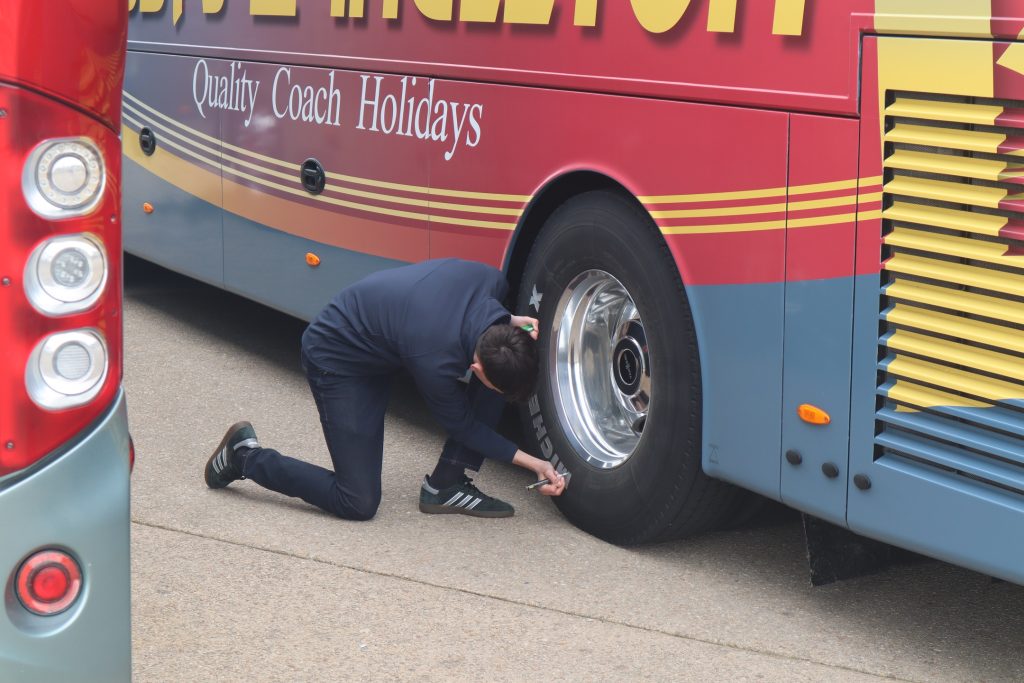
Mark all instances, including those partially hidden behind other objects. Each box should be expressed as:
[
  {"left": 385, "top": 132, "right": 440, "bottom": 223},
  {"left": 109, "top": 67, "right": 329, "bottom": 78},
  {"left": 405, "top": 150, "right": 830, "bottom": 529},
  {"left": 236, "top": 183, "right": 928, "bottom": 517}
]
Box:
[
  {"left": 204, "top": 421, "right": 259, "bottom": 489},
  {"left": 419, "top": 475, "right": 514, "bottom": 518}
]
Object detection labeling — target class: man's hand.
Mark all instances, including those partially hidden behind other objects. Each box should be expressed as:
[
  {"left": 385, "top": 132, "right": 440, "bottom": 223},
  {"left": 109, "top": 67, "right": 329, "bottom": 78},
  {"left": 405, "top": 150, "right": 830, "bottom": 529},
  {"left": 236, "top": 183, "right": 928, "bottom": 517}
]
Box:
[
  {"left": 512, "top": 450, "right": 566, "bottom": 496},
  {"left": 511, "top": 315, "right": 540, "bottom": 340},
  {"left": 532, "top": 460, "right": 567, "bottom": 496}
]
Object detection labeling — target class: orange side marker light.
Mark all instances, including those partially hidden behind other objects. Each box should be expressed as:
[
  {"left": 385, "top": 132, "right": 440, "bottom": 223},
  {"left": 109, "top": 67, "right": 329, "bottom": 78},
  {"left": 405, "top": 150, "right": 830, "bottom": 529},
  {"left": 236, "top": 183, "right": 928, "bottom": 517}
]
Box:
[
  {"left": 798, "top": 403, "right": 831, "bottom": 425},
  {"left": 305, "top": 252, "right": 321, "bottom": 267},
  {"left": 142, "top": 202, "right": 154, "bottom": 214}
]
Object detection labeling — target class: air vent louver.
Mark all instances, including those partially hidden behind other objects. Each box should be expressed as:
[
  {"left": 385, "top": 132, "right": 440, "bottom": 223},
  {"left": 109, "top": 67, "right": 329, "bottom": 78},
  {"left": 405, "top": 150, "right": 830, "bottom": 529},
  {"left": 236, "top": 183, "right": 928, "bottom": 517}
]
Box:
[{"left": 877, "top": 92, "right": 1024, "bottom": 495}]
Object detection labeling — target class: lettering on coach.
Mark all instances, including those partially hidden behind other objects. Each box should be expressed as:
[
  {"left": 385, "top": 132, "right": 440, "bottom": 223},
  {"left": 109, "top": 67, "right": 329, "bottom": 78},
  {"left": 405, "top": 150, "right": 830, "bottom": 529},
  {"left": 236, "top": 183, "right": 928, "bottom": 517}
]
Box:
[
  {"left": 191, "top": 60, "right": 343, "bottom": 129},
  {"left": 357, "top": 76, "right": 483, "bottom": 162},
  {"left": 272, "top": 68, "right": 343, "bottom": 127},
  {"left": 193, "top": 60, "right": 260, "bottom": 128},
  {"left": 132, "top": 0, "right": 807, "bottom": 36},
  {"left": 188, "top": 61, "right": 484, "bottom": 161}
]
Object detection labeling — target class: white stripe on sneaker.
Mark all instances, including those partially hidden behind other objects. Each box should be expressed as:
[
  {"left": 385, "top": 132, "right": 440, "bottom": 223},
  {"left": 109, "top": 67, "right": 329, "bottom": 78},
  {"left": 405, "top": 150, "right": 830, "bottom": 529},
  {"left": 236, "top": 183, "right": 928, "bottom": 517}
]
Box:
[
  {"left": 444, "top": 492, "right": 463, "bottom": 506},
  {"left": 214, "top": 448, "right": 226, "bottom": 472},
  {"left": 234, "top": 437, "right": 258, "bottom": 451},
  {"left": 457, "top": 497, "right": 475, "bottom": 508},
  {"left": 466, "top": 498, "right": 482, "bottom": 510}
]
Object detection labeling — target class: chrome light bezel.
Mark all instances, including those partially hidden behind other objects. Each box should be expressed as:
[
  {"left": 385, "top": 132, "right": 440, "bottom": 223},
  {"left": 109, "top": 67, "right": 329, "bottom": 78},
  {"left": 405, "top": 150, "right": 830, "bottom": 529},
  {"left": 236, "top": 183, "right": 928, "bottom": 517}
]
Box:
[
  {"left": 22, "top": 138, "right": 105, "bottom": 220},
  {"left": 26, "top": 330, "right": 109, "bottom": 410},
  {"left": 24, "top": 234, "right": 108, "bottom": 316}
]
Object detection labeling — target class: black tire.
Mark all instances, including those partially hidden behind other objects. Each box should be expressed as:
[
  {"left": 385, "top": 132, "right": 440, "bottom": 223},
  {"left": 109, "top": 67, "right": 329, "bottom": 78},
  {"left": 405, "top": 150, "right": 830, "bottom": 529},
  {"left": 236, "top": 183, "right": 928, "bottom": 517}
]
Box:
[{"left": 517, "top": 190, "right": 739, "bottom": 545}]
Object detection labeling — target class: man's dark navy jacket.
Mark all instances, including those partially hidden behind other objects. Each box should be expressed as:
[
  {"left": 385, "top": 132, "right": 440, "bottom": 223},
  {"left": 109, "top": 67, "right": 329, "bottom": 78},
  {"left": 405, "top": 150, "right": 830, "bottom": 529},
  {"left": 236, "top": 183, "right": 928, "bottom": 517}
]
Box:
[{"left": 301, "top": 258, "right": 518, "bottom": 462}]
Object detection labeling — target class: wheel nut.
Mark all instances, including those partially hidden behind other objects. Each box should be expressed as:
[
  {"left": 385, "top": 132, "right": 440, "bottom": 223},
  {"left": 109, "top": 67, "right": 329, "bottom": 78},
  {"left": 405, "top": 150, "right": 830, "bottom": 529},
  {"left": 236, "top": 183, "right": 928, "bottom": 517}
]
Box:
[
  {"left": 785, "top": 450, "right": 802, "bottom": 465},
  {"left": 821, "top": 462, "right": 839, "bottom": 479}
]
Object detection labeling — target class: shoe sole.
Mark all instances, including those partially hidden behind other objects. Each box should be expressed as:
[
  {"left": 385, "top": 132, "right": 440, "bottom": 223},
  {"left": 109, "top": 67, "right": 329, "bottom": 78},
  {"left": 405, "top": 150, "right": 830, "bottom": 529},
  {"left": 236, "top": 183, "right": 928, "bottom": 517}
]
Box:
[
  {"left": 204, "top": 420, "right": 253, "bottom": 489},
  {"left": 419, "top": 502, "right": 514, "bottom": 518}
]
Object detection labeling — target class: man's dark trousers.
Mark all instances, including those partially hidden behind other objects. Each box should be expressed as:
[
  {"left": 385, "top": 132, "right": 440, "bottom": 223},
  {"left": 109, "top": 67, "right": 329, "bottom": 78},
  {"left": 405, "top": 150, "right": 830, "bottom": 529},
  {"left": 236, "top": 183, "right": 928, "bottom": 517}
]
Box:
[{"left": 240, "top": 352, "right": 506, "bottom": 520}]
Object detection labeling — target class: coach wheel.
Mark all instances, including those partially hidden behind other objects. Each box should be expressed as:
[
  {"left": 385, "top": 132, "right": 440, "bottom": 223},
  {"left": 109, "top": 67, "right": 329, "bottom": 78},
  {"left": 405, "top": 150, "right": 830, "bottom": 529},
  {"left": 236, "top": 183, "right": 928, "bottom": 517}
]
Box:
[{"left": 518, "top": 190, "right": 739, "bottom": 545}]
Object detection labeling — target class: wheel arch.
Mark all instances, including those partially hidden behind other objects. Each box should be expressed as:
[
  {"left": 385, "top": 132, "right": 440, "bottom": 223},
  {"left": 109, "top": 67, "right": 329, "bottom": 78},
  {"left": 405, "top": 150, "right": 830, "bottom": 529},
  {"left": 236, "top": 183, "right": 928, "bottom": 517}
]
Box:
[{"left": 502, "top": 170, "right": 668, "bottom": 300}]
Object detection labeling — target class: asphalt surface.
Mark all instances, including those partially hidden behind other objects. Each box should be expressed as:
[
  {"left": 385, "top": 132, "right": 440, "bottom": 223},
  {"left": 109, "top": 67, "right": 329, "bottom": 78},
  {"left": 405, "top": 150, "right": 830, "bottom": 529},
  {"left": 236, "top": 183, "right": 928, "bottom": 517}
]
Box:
[{"left": 124, "top": 255, "right": 1024, "bottom": 682}]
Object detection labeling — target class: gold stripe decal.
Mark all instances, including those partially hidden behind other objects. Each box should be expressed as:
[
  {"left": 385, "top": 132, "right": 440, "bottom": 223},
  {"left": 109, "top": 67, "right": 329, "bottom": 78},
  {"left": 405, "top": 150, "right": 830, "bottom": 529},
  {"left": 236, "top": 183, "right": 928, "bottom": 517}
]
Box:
[
  {"left": 658, "top": 189, "right": 882, "bottom": 236},
  {"left": 122, "top": 91, "right": 531, "bottom": 203},
  {"left": 124, "top": 90, "right": 883, "bottom": 239},
  {"left": 639, "top": 177, "right": 882, "bottom": 205},
  {"left": 122, "top": 122, "right": 517, "bottom": 231}
]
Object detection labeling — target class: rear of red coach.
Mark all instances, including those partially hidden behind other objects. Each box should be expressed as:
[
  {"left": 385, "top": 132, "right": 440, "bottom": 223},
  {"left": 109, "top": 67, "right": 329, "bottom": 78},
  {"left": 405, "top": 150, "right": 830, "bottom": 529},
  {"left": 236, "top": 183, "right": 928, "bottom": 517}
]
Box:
[{"left": 0, "top": 2, "right": 131, "bottom": 680}]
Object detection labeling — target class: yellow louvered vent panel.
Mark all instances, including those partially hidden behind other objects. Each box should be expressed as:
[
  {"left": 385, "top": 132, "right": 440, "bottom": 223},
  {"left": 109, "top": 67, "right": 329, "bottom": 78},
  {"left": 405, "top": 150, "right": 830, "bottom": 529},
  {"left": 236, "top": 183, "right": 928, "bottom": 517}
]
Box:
[{"left": 877, "top": 92, "right": 1024, "bottom": 494}]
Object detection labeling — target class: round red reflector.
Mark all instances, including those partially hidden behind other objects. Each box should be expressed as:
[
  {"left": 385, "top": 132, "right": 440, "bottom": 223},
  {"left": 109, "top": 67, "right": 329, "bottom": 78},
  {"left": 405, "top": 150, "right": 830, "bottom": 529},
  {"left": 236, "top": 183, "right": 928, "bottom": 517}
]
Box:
[
  {"left": 15, "top": 550, "right": 82, "bottom": 616},
  {"left": 32, "top": 566, "right": 70, "bottom": 602}
]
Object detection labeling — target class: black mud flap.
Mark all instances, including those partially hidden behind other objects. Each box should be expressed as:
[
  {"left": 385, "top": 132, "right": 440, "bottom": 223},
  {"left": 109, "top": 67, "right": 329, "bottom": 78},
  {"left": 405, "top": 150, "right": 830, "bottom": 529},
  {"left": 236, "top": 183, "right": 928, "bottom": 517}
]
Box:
[{"left": 802, "top": 515, "right": 928, "bottom": 586}]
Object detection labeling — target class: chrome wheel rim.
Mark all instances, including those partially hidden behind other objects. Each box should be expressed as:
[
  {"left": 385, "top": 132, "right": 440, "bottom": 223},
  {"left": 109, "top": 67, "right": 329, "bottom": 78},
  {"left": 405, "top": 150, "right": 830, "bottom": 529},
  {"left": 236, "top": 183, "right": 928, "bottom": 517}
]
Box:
[{"left": 551, "top": 270, "right": 650, "bottom": 469}]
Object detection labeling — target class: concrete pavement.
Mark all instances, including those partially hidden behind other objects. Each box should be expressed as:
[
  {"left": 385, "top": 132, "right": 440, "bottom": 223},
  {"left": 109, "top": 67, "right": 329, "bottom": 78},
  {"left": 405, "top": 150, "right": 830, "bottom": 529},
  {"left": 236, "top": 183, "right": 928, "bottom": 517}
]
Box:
[
  {"left": 124, "top": 256, "right": 1024, "bottom": 682},
  {"left": 132, "top": 525, "right": 888, "bottom": 682}
]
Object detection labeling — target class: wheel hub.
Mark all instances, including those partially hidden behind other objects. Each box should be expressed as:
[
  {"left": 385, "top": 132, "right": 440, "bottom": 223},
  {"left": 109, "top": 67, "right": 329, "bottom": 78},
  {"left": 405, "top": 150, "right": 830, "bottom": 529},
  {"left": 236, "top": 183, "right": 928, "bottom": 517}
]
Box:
[
  {"left": 613, "top": 337, "right": 643, "bottom": 395},
  {"left": 551, "top": 270, "right": 651, "bottom": 469}
]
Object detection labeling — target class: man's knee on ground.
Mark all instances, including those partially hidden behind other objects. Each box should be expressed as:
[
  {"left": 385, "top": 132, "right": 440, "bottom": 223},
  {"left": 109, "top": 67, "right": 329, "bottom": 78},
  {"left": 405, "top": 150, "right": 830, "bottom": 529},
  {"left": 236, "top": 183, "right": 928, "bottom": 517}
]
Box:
[{"left": 330, "top": 488, "right": 380, "bottom": 521}]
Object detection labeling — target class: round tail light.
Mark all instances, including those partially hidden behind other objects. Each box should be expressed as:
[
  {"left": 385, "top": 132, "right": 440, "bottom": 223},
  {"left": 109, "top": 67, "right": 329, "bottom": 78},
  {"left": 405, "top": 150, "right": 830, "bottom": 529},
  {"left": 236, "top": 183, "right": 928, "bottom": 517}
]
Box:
[
  {"left": 22, "top": 138, "right": 105, "bottom": 219},
  {"left": 24, "top": 234, "right": 108, "bottom": 316},
  {"left": 15, "top": 550, "right": 83, "bottom": 616},
  {"left": 26, "top": 329, "right": 109, "bottom": 410}
]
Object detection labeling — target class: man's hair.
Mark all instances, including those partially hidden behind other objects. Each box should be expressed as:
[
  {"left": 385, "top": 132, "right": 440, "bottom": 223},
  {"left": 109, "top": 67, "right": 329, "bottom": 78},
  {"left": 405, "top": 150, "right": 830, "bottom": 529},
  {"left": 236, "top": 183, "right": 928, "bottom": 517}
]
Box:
[{"left": 476, "top": 324, "right": 539, "bottom": 403}]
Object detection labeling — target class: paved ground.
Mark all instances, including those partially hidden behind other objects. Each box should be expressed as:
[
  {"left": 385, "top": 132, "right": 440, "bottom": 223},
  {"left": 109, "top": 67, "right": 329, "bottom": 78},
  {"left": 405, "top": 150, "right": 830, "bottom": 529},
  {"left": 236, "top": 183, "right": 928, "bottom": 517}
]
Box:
[{"left": 124, "top": 256, "right": 1024, "bottom": 682}]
